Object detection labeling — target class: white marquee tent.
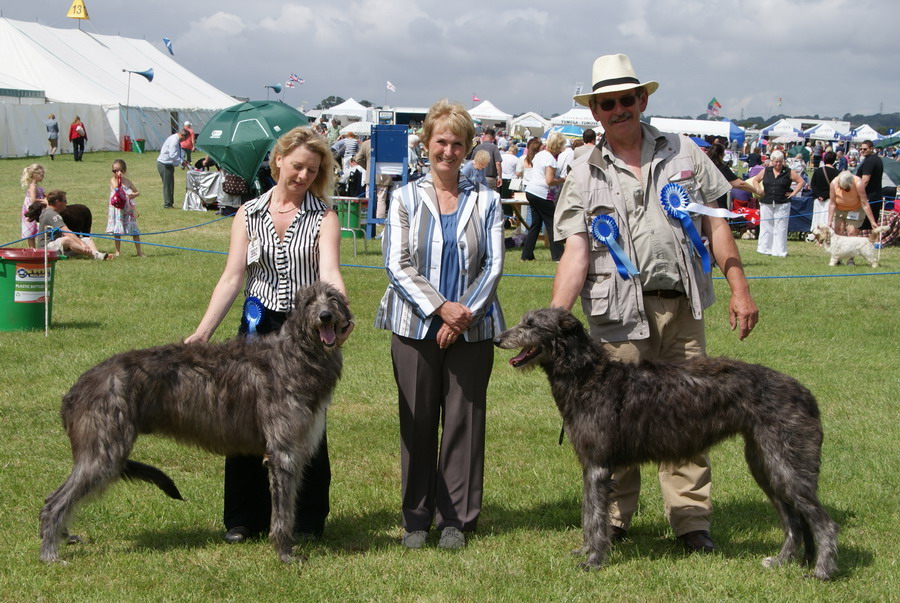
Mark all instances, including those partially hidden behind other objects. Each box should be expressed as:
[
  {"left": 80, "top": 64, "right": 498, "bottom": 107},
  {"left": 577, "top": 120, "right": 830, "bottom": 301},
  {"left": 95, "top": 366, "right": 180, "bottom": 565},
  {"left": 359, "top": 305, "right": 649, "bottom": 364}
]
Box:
[
  {"left": 510, "top": 112, "right": 550, "bottom": 138},
  {"left": 320, "top": 98, "right": 372, "bottom": 123},
  {"left": 550, "top": 107, "right": 599, "bottom": 128},
  {"left": 468, "top": 100, "right": 512, "bottom": 128},
  {"left": 0, "top": 17, "right": 237, "bottom": 158},
  {"left": 851, "top": 124, "right": 885, "bottom": 143},
  {"left": 650, "top": 117, "right": 746, "bottom": 144}
]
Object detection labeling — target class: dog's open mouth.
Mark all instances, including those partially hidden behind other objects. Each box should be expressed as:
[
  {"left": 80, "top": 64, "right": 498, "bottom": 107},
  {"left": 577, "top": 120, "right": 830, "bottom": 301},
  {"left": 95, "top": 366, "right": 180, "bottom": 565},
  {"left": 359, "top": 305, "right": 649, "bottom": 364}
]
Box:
[
  {"left": 319, "top": 324, "right": 336, "bottom": 347},
  {"left": 510, "top": 347, "right": 540, "bottom": 367}
]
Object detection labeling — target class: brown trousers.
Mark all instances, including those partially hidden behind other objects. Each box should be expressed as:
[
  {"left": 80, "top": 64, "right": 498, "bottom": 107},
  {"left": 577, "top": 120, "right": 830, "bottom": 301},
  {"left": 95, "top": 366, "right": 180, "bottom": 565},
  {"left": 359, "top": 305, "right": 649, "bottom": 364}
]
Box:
[
  {"left": 391, "top": 334, "right": 494, "bottom": 533},
  {"left": 600, "top": 295, "right": 712, "bottom": 536}
]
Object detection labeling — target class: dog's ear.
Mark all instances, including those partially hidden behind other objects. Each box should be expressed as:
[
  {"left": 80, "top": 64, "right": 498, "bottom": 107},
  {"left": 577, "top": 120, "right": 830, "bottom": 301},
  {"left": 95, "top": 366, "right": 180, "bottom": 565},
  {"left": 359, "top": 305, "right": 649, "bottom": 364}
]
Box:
[
  {"left": 556, "top": 309, "right": 584, "bottom": 335},
  {"left": 333, "top": 289, "right": 353, "bottom": 327}
]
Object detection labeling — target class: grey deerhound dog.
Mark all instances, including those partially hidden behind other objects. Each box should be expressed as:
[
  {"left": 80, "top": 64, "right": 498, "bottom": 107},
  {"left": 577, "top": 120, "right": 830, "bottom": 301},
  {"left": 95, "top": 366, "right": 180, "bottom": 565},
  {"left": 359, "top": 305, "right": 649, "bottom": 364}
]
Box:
[
  {"left": 494, "top": 308, "right": 838, "bottom": 580},
  {"left": 40, "top": 281, "right": 352, "bottom": 565}
]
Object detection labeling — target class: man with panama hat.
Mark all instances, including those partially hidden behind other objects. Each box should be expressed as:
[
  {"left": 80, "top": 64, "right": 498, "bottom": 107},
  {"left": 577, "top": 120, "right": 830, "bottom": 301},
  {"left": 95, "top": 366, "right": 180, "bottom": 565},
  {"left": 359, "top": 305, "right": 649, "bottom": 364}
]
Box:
[{"left": 551, "top": 54, "right": 759, "bottom": 554}]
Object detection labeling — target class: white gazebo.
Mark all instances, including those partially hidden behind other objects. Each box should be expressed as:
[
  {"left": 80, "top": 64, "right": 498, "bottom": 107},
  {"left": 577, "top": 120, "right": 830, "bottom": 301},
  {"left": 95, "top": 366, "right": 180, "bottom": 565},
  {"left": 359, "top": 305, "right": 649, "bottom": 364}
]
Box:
[
  {"left": 802, "top": 122, "right": 851, "bottom": 142},
  {"left": 323, "top": 98, "right": 371, "bottom": 123},
  {"left": 759, "top": 118, "right": 803, "bottom": 138},
  {"left": 851, "top": 124, "right": 885, "bottom": 143},
  {"left": 550, "top": 107, "right": 599, "bottom": 128},
  {"left": 510, "top": 112, "right": 550, "bottom": 138},
  {"left": 468, "top": 100, "right": 512, "bottom": 128}
]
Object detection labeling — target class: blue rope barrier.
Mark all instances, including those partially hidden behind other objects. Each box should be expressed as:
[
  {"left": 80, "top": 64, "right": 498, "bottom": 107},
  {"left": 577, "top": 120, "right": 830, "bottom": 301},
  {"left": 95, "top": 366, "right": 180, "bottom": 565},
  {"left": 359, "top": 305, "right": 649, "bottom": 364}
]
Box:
[{"left": 5, "top": 216, "right": 896, "bottom": 280}]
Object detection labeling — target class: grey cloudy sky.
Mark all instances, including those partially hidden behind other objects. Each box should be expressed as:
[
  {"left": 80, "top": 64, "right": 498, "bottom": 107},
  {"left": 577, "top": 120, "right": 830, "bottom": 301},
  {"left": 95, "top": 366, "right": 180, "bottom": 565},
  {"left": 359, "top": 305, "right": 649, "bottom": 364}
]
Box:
[{"left": 4, "top": 0, "right": 898, "bottom": 121}]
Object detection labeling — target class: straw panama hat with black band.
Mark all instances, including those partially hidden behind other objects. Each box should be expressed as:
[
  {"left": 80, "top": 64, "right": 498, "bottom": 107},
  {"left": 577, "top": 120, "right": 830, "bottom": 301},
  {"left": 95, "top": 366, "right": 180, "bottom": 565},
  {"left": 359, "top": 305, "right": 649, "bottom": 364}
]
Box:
[{"left": 573, "top": 54, "right": 659, "bottom": 107}]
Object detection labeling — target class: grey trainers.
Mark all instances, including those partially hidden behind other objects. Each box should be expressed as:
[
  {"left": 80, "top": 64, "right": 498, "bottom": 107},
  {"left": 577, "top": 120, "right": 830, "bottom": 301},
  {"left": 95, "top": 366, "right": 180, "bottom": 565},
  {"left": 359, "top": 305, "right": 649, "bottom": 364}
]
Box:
[
  {"left": 437, "top": 527, "right": 465, "bottom": 549},
  {"left": 401, "top": 530, "right": 428, "bottom": 549}
]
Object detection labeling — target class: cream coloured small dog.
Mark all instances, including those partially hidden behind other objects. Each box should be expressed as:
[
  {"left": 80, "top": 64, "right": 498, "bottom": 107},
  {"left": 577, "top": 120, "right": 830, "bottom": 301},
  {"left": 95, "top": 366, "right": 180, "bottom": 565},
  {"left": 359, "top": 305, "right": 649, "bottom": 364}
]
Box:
[{"left": 809, "top": 224, "right": 887, "bottom": 267}]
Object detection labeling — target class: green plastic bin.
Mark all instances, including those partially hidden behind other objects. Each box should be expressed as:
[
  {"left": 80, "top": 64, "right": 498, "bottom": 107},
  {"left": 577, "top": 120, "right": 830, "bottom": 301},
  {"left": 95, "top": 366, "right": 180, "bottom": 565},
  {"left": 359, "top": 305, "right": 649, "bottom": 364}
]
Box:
[
  {"left": 336, "top": 201, "right": 362, "bottom": 239},
  {"left": 133, "top": 138, "right": 146, "bottom": 153},
  {"left": 0, "top": 249, "right": 59, "bottom": 331}
]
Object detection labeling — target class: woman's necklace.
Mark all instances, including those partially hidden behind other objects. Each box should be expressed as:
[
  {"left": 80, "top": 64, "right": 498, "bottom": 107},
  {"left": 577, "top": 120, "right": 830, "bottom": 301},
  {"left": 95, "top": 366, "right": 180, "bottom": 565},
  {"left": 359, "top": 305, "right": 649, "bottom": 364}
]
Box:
[{"left": 274, "top": 205, "right": 299, "bottom": 214}]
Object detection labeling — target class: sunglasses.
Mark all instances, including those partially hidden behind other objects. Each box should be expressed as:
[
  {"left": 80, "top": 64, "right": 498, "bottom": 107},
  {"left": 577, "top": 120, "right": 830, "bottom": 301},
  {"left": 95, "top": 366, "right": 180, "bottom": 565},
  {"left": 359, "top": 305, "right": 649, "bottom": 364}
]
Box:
[{"left": 596, "top": 93, "right": 638, "bottom": 112}]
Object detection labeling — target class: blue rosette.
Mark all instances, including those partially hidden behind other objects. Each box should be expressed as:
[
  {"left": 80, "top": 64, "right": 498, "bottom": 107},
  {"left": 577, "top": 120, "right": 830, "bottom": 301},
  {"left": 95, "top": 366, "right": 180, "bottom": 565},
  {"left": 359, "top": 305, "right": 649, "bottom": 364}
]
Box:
[
  {"left": 660, "top": 183, "right": 711, "bottom": 273},
  {"left": 590, "top": 215, "right": 639, "bottom": 279},
  {"left": 243, "top": 296, "right": 264, "bottom": 341}
]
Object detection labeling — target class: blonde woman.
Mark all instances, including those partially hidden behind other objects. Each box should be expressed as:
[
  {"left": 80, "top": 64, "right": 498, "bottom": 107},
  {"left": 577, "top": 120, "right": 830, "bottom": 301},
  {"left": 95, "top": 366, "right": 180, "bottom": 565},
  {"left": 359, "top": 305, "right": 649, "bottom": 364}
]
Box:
[
  {"left": 186, "top": 126, "right": 351, "bottom": 544},
  {"left": 375, "top": 99, "right": 505, "bottom": 550},
  {"left": 521, "top": 131, "right": 567, "bottom": 261}
]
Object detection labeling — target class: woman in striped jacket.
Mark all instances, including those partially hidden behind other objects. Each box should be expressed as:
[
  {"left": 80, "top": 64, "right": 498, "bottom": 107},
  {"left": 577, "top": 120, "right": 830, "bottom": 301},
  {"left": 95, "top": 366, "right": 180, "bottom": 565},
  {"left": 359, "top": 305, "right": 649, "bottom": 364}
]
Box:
[
  {"left": 375, "top": 99, "right": 505, "bottom": 550},
  {"left": 186, "top": 126, "right": 350, "bottom": 545}
]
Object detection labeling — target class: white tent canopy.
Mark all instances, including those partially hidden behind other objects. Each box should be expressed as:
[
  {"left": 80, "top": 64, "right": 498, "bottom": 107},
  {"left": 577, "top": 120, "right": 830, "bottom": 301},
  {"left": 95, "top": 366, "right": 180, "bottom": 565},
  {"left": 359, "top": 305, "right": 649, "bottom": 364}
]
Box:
[
  {"left": 551, "top": 107, "right": 599, "bottom": 127},
  {"left": 0, "top": 17, "right": 236, "bottom": 157},
  {"left": 759, "top": 118, "right": 802, "bottom": 137},
  {"left": 803, "top": 122, "right": 851, "bottom": 141},
  {"left": 468, "top": 100, "right": 512, "bottom": 126},
  {"left": 321, "top": 98, "right": 371, "bottom": 122},
  {"left": 650, "top": 117, "right": 746, "bottom": 144},
  {"left": 851, "top": 124, "right": 885, "bottom": 143},
  {"left": 510, "top": 112, "right": 550, "bottom": 138},
  {"left": 340, "top": 121, "right": 374, "bottom": 136}
]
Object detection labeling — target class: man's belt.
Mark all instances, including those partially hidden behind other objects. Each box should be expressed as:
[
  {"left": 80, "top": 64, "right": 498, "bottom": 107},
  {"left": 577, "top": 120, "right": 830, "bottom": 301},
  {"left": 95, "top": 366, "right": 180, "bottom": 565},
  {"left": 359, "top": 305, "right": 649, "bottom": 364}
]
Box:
[{"left": 642, "top": 289, "right": 684, "bottom": 299}]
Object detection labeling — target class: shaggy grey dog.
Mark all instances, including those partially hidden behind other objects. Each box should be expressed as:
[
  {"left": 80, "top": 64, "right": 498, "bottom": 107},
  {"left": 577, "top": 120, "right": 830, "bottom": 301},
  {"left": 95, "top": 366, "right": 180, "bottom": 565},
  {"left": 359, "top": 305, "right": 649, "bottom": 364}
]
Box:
[
  {"left": 494, "top": 308, "right": 839, "bottom": 580},
  {"left": 40, "top": 281, "right": 352, "bottom": 565}
]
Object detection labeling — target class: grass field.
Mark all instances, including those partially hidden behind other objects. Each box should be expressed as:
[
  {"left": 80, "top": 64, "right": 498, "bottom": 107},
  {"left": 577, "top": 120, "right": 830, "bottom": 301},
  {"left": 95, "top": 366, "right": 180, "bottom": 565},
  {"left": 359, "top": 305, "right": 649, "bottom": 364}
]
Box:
[{"left": 1, "top": 151, "right": 898, "bottom": 601}]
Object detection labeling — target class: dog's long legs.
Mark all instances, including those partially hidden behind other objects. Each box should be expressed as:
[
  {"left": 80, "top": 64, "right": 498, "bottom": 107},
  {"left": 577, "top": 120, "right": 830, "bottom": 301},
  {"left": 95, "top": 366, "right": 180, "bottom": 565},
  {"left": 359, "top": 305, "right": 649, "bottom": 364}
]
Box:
[
  {"left": 744, "top": 439, "right": 804, "bottom": 568},
  {"left": 579, "top": 464, "right": 614, "bottom": 570},
  {"left": 266, "top": 449, "right": 302, "bottom": 563},
  {"left": 792, "top": 495, "right": 839, "bottom": 580},
  {"left": 40, "top": 459, "right": 121, "bottom": 563}
]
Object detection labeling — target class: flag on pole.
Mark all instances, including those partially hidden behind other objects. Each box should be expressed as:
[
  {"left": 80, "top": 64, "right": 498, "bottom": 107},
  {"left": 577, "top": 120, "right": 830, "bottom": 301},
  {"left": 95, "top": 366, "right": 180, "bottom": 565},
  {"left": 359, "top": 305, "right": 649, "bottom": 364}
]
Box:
[
  {"left": 289, "top": 73, "right": 300, "bottom": 82},
  {"left": 162, "top": 37, "right": 174, "bottom": 55},
  {"left": 66, "top": 0, "right": 89, "bottom": 19},
  {"left": 285, "top": 81, "right": 296, "bottom": 88},
  {"left": 706, "top": 97, "right": 722, "bottom": 117},
  {"left": 472, "top": 94, "right": 481, "bottom": 103},
  {"left": 386, "top": 81, "right": 396, "bottom": 92},
  {"left": 572, "top": 82, "right": 584, "bottom": 108}
]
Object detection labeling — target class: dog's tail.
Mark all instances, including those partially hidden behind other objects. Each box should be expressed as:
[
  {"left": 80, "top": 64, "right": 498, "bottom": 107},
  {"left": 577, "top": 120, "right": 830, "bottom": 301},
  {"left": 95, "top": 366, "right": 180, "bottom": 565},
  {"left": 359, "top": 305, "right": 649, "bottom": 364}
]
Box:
[
  {"left": 870, "top": 225, "right": 889, "bottom": 240},
  {"left": 122, "top": 460, "right": 184, "bottom": 500}
]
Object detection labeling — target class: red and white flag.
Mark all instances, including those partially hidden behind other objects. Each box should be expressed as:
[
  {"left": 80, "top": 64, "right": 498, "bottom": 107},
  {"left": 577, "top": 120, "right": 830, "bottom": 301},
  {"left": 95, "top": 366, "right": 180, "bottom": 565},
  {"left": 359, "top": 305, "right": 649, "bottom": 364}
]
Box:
[{"left": 386, "top": 80, "right": 396, "bottom": 92}]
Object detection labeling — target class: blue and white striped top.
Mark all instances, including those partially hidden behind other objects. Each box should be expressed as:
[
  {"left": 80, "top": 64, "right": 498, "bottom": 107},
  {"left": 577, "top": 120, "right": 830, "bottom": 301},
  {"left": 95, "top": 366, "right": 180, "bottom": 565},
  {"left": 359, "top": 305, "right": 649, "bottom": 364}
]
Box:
[
  {"left": 243, "top": 189, "right": 328, "bottom": 312},
  {"left": 374, "top": 173, "right": 505, "bottom": 341}
]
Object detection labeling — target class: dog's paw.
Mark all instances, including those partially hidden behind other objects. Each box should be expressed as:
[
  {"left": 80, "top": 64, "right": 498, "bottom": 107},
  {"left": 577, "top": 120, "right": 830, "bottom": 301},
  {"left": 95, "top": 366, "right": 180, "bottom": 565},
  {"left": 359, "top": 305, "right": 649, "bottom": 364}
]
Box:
[
  {"left": 279, "top": 550, "right": 309, "bottom": 564},
  {"left": 39, "top": 553, "right": 67, "bottom": 565},
  {"left": 578, "top": 556, "right": 604, "bottom": 572},
  {"left": 570, "top": 546, "right": 588, "bottom": 557},
  {"left": 762, "top": 556, "right": 782, "bottom": 569},
  {"left": 66, "top": 534, "right": 83, "bottom": 545}
]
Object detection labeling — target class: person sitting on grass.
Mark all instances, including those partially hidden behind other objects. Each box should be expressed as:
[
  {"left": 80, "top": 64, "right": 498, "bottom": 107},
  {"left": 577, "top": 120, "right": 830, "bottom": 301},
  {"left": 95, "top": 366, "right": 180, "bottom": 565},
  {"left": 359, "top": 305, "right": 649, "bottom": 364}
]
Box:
[{"left": 26, "top": 190, "right": 109, "bottom": 260}]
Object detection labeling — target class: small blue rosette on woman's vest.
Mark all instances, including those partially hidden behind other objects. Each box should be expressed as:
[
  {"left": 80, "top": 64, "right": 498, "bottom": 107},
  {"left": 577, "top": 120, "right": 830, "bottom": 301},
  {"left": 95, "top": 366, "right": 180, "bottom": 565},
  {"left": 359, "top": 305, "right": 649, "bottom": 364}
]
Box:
[{"left": 242, "top": 296, "right": 264, "bottom": 341}]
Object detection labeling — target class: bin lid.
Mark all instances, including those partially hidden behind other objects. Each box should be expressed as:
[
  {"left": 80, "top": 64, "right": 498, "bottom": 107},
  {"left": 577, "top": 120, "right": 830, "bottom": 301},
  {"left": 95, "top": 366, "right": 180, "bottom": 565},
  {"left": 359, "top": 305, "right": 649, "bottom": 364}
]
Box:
[{"left": 0, "top": 248, "right": 59, "bottom": 261}]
